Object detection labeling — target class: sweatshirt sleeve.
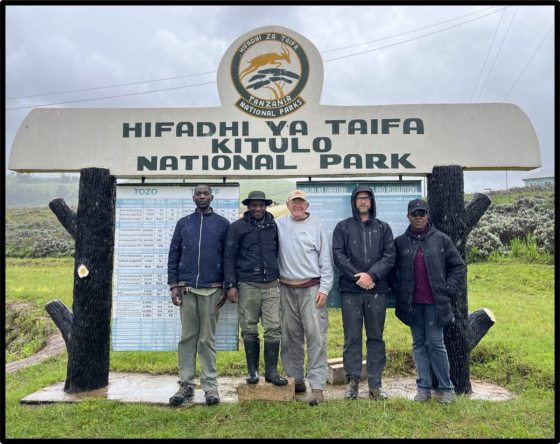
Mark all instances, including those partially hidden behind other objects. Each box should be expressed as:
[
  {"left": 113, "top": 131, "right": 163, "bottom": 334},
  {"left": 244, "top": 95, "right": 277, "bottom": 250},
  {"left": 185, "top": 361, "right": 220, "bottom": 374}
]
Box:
[{"left": 318, "top": 222, "right": 334, "bottom": 295}]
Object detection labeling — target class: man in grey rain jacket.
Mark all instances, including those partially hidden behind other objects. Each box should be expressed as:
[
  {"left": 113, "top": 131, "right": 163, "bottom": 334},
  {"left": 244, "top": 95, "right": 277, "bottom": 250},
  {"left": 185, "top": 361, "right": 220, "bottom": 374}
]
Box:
[{"left": 332, "top": 185, "right": 396, "bottom": 400}]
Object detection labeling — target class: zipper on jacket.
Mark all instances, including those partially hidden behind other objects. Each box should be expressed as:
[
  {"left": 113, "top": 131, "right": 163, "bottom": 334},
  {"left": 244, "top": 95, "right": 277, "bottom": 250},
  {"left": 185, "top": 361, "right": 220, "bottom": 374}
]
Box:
[
  {"left": 195, "top": 213, "right": 204, "bottom": 288},
  {"left": 408, "top": 237, "right": 419, "bottom": 314},
  {"left": 362, "top": 221, "right": 368, "bottom": 264},
  {"left": 259, "top": 226, "right": 266, "bottom": 282}
]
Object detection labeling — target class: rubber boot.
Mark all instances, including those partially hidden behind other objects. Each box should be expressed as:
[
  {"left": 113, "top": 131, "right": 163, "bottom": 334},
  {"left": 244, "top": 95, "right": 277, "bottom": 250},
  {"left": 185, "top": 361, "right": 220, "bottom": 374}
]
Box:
[
  {"left": 264, "top": 341, "right": 288, "bottom": 386},
  {"left": 244, "top": 338, "right": 260, "bottom": 384}
]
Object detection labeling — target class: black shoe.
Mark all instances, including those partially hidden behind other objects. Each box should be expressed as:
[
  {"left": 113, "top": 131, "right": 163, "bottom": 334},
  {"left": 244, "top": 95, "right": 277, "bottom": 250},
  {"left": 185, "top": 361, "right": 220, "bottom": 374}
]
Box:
[
  {"left": 369, "top": 388, "right": 388, "bottom": 400},
  {"left": 264, "top": 341, "right": 288, "bottom": 386},
  {"left": 205, "top": 391, "right": 220, "bottom": 406},
  {"left": 295, "top": 382, "right": 307, "bottom": 393},
  {"left": 169, "top": 384, "right": 194, "bottom": 406},
  {"left": 243, "top": 338, "right": 260, "bottom": 384},
  {"left": 345, "top": 379, "right": 359, "bottom": 400},
  {"left": 265, "top": 374, "right": 288, "bottom": 385}
]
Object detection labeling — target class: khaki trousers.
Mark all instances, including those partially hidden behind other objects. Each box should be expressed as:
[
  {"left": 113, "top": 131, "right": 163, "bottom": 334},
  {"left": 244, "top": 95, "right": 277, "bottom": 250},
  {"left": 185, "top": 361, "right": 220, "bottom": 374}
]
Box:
[
  {"left": 280, "top": 284, "right": 328, "bottom": 390},
  {"left": 177, "top": 287, "right": 221, "bottom": 392},
  {"left": 238, "top": 282, "right": 282, "bottom": 342}
]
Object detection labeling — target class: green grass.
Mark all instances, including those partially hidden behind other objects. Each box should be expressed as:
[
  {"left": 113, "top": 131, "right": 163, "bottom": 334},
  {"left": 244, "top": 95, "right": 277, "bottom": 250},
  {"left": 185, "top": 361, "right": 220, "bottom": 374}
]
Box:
[
  {"left": 4, "top": 257, "right": 555, "bottom": 439},
  {"left": 5, "top": 303, "right": 54, "bottom": 362}
]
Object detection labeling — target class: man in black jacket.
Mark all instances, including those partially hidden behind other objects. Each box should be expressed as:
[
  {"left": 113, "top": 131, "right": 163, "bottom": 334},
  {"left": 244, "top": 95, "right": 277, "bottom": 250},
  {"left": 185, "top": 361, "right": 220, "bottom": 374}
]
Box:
[
  {"left": 332, "top": 185, "right": 396, "bottom": 400},
  {"left": 392, "top": 199, "right": 465, "bottom": 404},
  {"left": 223, "top": 191, "right": 287, "bottom": 386}
]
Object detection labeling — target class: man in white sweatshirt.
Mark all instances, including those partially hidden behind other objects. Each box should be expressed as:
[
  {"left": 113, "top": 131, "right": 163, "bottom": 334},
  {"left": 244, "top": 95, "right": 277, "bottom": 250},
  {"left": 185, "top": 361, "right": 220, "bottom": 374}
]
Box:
[{"left": 276, "top": 189, "right": 334, "bottom": 406}]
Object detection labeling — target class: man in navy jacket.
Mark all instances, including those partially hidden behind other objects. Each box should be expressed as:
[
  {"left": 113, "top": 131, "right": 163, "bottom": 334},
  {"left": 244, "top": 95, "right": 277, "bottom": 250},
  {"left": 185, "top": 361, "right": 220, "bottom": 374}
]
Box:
[{"left": 167, "top": 184, "right": 230, "bottom": 406}]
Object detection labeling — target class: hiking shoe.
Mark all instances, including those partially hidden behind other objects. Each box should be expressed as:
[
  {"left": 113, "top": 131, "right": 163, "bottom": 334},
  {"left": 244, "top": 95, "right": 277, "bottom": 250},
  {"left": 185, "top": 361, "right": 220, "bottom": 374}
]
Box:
[
  {"left": 369, "top": 388, "right": 388, "bottom": 400},
  {"left": 295, "top": 382, "right": 307, "bottom": 393},
  {"left": 169, "top": 384, "right": 194, "bottom": 406},
  {"left": 308, "top": 389, "right": 324, "bottom": 406},
  {"left": 414, "top": 389, "right": 431, "bottom": 402},
  {"left": 438, "top": 391, "right": 454, "bottom": 404},
  {"left": 205, "top": 391, "right": 220, "bottom": 406},
  {"left": 345, "top": 379, "right": 359, "bottom": 400}
]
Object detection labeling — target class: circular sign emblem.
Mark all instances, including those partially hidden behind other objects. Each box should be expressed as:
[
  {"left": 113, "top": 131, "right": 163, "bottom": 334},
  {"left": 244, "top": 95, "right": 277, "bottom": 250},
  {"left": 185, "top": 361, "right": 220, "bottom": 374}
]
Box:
[{"left": 231, "top": 32, "right": 309, "bottom": 118}]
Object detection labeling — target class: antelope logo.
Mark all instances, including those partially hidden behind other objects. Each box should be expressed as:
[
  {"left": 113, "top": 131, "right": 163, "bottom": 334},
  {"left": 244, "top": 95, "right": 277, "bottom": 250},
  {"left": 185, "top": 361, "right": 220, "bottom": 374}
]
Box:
[
  {"left": 239, "top": 43, "right": 291, "bottom": 80},
  {"left": 231, "top": 32, "right": 309, "bottom": 118}
]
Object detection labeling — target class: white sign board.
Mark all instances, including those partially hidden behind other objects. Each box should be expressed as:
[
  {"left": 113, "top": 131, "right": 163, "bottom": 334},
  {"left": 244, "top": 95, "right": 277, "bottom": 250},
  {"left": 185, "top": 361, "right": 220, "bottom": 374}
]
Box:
[
  {"left": 112, "top": 183, "right": 240, "bottom": 351},
  {"left": 9, "top": 26, "right": 540, "bottom": 177}
]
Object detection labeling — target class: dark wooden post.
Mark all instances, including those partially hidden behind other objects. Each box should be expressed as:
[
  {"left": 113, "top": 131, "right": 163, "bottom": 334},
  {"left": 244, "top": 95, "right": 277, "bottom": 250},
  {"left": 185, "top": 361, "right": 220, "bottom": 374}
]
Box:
[
  {"left": 46, "top": 168, "right": 116, "bottom": 393},
  {"left": 427, "top": 165, "right": 492, "bottom": 394}
]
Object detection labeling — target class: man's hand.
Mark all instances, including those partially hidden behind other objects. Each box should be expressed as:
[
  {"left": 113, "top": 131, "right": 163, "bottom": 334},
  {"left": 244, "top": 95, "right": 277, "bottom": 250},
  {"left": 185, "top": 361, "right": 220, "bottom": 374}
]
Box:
[
  {"left": 170, "top": 287, "right": 181, "bottom": 306},
  {"left": 354, "top": 272, "right": 375, "bottom": 290},
  {"left": 315, "top": 291, "right": 328, "bottom": 308},
  {"left": 216, "top": 289, "right": 228, "bottom": 310},
  {"left": 227, "top": 287, "right": 238, "bottom": 303}
]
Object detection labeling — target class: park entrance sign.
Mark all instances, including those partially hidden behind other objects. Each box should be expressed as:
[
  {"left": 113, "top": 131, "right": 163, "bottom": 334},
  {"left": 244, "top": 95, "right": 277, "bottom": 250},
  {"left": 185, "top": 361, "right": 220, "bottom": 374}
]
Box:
[
  {"left": 9, "top": 25, "right": 541, "bottom": 396},
  {"left": 9, "top": 25, "right": 540, "bottom": 176}
]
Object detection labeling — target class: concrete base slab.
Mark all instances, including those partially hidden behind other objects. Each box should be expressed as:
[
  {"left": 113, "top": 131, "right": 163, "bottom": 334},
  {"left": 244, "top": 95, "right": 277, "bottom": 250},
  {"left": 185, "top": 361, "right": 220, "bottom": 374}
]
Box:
[
  {"left": 20, "top": 372, "right": 238, "bottom": 407},
  {"left": 19, "top": 372, "right": 516, "bottom": 406},
  {"left": 237, "top": 377, "right": 295, "bottom": 401},
  {"left": 327, "top": 357, "right": 367, "bottom": 384}
]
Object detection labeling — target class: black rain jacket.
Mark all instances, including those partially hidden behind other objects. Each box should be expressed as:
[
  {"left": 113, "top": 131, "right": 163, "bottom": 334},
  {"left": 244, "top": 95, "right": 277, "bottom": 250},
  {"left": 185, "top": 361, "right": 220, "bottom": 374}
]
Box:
[
  {"left": 391, "top": 223, "right": 465, "bottom": 328},
  {"left": 332, "top": 185, "right": 396, "bottom": 294},
  {"left": 223, "top": 211, "right": 280, "bottom": 287}
]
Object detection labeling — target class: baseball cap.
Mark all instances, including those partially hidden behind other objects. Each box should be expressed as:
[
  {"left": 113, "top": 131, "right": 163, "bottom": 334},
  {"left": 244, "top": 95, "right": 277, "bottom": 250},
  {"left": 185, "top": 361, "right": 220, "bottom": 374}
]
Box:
[
  {"left": 408, "top": 199, "right": 429, "bottom": 213},
  {"left": 287, "top": 189, "right": 308, "bottom": 202}
]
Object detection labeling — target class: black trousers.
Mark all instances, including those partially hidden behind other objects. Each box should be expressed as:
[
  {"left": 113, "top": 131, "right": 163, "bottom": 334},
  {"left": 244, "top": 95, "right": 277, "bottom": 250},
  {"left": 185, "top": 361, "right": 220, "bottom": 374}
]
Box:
[{"left": 341, "top": 292, "right": 386, "bottom": 389}]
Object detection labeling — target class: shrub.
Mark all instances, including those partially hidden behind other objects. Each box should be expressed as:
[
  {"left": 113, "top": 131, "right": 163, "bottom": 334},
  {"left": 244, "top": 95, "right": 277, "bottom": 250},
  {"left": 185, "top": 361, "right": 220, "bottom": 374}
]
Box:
[
  {"left": 533, "top": 219, "right": 555, "bottom": 253},
  {"left": 467, "top": 227, "right": 504, "bottom": 262},
  {"left": 467, "top": 191, "right": 555, "bottom": 260}
]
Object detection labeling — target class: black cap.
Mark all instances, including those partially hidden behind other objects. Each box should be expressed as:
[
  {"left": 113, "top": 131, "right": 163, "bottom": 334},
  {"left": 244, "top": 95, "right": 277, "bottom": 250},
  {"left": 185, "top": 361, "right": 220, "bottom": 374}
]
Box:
[
  {"left": 408, "top": 199, "right": 429, "bottom": 213},
  {"left": 242, "top": 190, "right": 272, "bottom": 206}
]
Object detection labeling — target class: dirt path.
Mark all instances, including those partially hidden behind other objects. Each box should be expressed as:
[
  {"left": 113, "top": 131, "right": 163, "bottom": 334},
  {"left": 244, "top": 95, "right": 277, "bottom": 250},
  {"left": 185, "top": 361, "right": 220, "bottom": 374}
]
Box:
[{"left": 6, "top": 330, "right": 66, "bottom": 374}]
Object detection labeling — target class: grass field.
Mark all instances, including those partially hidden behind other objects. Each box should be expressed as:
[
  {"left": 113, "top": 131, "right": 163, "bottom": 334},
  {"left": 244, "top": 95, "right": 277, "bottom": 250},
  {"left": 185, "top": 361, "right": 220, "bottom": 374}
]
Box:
[{"left": 4, "top": 257, "right": 555, "bottom": 439}]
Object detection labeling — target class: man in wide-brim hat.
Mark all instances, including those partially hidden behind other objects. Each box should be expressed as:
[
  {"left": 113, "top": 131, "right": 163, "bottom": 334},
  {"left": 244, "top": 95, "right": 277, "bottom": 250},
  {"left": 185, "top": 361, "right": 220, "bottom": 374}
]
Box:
[
  {"left": 241, "top": 190, "right": 273, "bottom": 206},
  {"left": 223, "top": 191, "right": 288, "bottom": 386}
]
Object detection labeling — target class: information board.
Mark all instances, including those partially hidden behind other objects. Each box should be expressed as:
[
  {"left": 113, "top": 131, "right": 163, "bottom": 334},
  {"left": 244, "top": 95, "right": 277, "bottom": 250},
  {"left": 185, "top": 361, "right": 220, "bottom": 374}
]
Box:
[
  {"left": 112, "top": 183, "right": 240, "bottom": 351},
  {"left": 297, "top": 180, "right": 422, "bottom": 307}
]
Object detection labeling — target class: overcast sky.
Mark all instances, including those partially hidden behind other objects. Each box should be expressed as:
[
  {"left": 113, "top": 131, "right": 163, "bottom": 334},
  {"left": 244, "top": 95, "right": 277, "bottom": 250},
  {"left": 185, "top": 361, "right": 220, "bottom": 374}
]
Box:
[{"left": 5, "top": 4, "right": 555, "bottom": 192}]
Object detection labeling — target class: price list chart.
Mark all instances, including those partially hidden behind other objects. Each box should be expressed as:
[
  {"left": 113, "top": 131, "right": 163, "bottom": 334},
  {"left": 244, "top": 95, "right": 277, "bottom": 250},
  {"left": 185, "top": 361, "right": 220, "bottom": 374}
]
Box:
[{"left": 112, "top": 183, "right": 240, "bottom": 352}]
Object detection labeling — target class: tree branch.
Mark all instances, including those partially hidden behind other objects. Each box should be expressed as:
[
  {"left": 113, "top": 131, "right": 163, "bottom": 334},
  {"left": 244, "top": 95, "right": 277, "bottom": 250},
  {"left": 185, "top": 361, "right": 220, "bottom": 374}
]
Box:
[
  {"left": 467, "top": 308, "right": 496, "bottom": 352},
  {"left": 45, "top": 300, "right": 73, "bottom": 351},
  {"left": 465, "top": 193, "right": 492, "bottom": 234},
  {"left": 49, "top": 198, "right": 77, "bottom": 240}
]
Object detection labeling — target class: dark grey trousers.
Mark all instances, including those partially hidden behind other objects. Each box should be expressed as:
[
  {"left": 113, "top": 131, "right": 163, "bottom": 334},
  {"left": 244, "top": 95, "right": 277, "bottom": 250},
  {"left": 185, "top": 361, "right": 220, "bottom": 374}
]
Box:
[{"left": 340, "top": 292, "right": 386, "bottom": 389}]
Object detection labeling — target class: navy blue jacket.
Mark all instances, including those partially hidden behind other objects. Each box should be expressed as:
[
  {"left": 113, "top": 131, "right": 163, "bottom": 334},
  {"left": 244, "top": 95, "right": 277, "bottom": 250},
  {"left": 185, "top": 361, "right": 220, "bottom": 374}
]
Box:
[
  {"left": 167, "top": 209, "right": 230, "bottom": 288},
  {"left": 332, "top": 185, "right": 396, "bottom": 294}
]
